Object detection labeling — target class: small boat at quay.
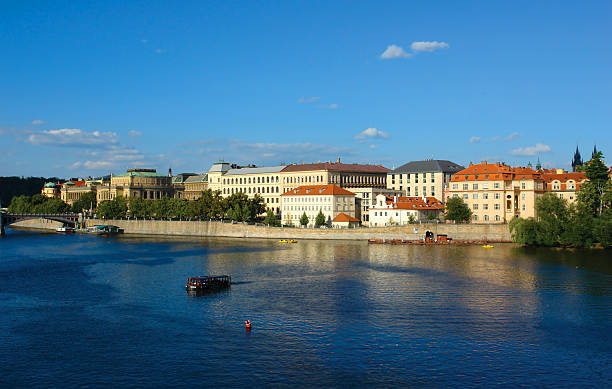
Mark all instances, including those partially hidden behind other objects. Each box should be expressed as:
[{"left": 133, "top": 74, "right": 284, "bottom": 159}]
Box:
[
  {"left": 279, "top": 240, "right": 298, "bottom": 244},
  {"left": 56, "top": 226, "right": 75, "bottom": 233},
  {"left": 87, "top": 225, "right": 124, "bottom": 234},
  {"left": 185, "top": 275, "right": 231, "bottom": 292}
]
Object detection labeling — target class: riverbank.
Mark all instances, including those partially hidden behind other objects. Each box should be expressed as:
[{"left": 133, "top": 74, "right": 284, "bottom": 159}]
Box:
[{"left": 9, "top": 218, "right": 512, "bottom": 241}]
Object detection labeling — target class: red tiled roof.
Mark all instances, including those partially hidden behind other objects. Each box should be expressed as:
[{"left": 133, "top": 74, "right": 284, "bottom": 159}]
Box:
[
  {"left": 376, "top": 196, "right": 445, "bottom": 210},
  {"left": 281, "top": 162, "right": 390, "bottom": 173},
  {"left": 450, "top": 162, "right": 542, "bottom": 182},
  {"left": 281, "top": 184, "right": 356, "bottom": 196},
  {"left": 332, "top": 213, "right": 360, "bottom": 222},
  {"left": 541, "top": 172, "right": 586, "bottom": 183}
]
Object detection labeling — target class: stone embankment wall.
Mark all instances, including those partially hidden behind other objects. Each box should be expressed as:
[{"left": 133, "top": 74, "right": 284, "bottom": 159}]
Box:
[
  {"left": 10, "top": 218, "right": 511, "bottom": 241},
  {"left": 90, "top": 219, "right": 511, "bottom": 241}
]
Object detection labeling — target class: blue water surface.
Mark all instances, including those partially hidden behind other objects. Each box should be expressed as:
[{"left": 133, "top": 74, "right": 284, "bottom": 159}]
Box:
[{"left": 1, "top": 229, "right": 611, "bottom": 388}]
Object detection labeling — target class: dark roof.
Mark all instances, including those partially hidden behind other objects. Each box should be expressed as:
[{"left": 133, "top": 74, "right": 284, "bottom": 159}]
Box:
[
  {"left": 391, "top": 160, "right": 464, "bottom": 174},
  {"left": 282, "top": 162, "right": 390, "bottom": 174}
]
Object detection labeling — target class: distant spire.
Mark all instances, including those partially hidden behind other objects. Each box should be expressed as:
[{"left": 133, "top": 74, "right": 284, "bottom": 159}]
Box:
[
  {"left": 527, "top": 161, "right": 533, "bottom": 168},
  {"left": 572, "top": 146, "right": 583, "bottom": 172},
  {"left": 536, "top": 158, "right": 542, "bottom": 171},
  {"left": 592, "top": 144, "right": 598, "bottom": 159}
]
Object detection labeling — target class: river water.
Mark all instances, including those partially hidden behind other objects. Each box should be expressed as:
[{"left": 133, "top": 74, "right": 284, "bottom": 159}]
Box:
[{"left": 1, "top": 229, "right": 611, "bottom": 388}]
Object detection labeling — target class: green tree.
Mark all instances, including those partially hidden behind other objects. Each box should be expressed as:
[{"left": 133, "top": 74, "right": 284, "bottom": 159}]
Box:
[
  {"left": 592, "top": 210, "right": 612, "bottom": 248},
  {"left": 299, "top": 212, "right": 309, "bottom": 227},
  {"left": 445, "top": 197, "right": 472, "bottom": 223},
  {"left": 71, "top": 191, "right": 97, "bottom": 214},
  {"left": 509, "top": 216, "right": 540, "bottom": 245},
  {"left": 96, "top": 196, "right": 127, "bottom": 219},
  {"left": 407, "top": 214, "right": 416, "bottom": 224},
  {"left": 264, "top": 209, "right": 280, "bottom": 226},
  {"left": 534, "top": 193, "right": 570, "bottom": 246},
  {"left": 582, "top": 151, "right": 610, "bottom": 216},
  {"left": 315, "top": 210, "right": 326, "bottom": 226}
]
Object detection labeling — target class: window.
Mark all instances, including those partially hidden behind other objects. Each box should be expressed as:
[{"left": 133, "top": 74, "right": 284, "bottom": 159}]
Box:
[
  {"left": 495, "top": 215, "right": 501, "bottom": 221},
  {"left": 463, "top": 194, "right": 468, "bottom": 199},
  {"left": 452, "top": 184, "right": 458, "bottom": 190},
  {"left": 522, "top": 193, "right": 526, "bottom": 200},
  {"left": 494, "top": 183, "right": 500, "bottom": 189},
  {"left": 521, "top": 182, "right": 526, "bottom": 189},
  {"left": 463, "top": 184, "right": 468, "bottom": 190},
  {"left": 494, "top": 193, "right": 500, "bottom": 199},
  {"left": 483, "top": 193, "right": 489, "bottom": 199},
  {"left": 473, "top": 215, "right": 478, "bottom": 221},
  {"left": 453, "top": 194, "right": 459, "bottom": 198},
  {"left": 473, "top": 193, "right": 478, "bottom": 199},
  {"left": 494, "top": 204, "right": 500, "bottom": 210},
  {"left": 484, "top": 215, "right": 489, "bottom": 221},
  {"left": 473, "top": 184, "right": 478, "bottom": 190},
  {"left": 473, "top": 204, "right": 479, "bottom": 210},
  {"left": 483, "top": 204, "right": 489, "bottom": 210},
  {"left": 522, "top": 204, "right": 526, "bottom": 211}
]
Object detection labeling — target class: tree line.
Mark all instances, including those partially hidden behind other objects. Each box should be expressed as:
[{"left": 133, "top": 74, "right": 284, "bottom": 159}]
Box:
[
  {"left": 0, "top": 177, "right": 58, "bottom": 207},
  {"left": 510, "top": 152, "right": 612, "bottom": 248},
  {"left": 95, "top": 190, "right": 272, "bottom": 223}
]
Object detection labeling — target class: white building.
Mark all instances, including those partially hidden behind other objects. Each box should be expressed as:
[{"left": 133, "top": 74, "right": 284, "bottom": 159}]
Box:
[
  {"left": 369, "top": 194, "right": 445, "bottom": 227},
  {"left": 280, "top": 184, "right": 357, "bottom": 227}
]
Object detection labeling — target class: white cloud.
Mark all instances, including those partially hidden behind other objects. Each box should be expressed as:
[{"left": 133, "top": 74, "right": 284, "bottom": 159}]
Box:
[
  {"left": 31, "top": 120, "right": 45, "bottom": 125},
  {"left": 504, "top": 132, "right": 520, "bottom": 141},
  {"left": 84, "top": 161, "right": 114, "bottom": 169},
  {"left": 510, "top": 143, "right": 552, "bottom": 156},
  {"left": 410, "top": 41, "right": 450, "bottom": 52},
  {"left": 69, "top": 161, "right": 81, "bottom": 169},
  {"left": 355, "top": 128, "right": 389, "bottom": 140},
  {"left": 320, "top": 103, "right": 339, "bottom": 109},
  {"left": 128, "top": 130, "right": 143, "bottom": 137},
  {"left": 298, "top": 96, "right": 320, "bottom": 103},
  {"left": 369, "top": 144, "right": 377, "bottom": 149},
  {"left": 27, "top": 128, "right": 119, "bottom": 148},
  {"left": 470, "top": 136, "right": 481, "bottom": 143},
  {"left": 380, "top": 44, "right": 412, "bottom": 59}
]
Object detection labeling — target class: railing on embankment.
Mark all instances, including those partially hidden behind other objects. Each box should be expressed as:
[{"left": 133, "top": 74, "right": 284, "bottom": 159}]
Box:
[{"left": 83, "top": 219, "right": 511, "bottom": 242}]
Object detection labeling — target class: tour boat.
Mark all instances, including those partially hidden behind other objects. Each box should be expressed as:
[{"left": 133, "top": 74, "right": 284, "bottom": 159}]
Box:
[
  {"left": 87, "top": 225, "right": 124, "bottom": 234},
  {"left": 185, "top": 275, "right": 231, "bottom": 291}
]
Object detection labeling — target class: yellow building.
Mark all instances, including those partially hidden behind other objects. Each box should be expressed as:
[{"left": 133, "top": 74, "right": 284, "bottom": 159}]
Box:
[
  {"left": 182, "top": 174, "right": 209, "bottom": 201},
  {"left": 41, "top": 182, "right": 61, "bottom": 198},
  {"left": 448, "top": 162, "right": 546, "bottom": 223},
  {"left": 542, "top": 169, "right": 587, "bottom": 205},
  {"left": 96, "top": 168, "right": 173, "bottom": 203},
  {"left": 205, "top": 159, "right": 390, "bottom": 216},
  {"left": 60, "top": 179, "right": 101, "bottom": 206},
  {"left": 387, "top": 159, "right": 464, "bottom": 201}
]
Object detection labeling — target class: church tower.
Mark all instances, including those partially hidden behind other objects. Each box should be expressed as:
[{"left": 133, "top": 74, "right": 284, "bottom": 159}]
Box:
[{"left": 571, "top": 146, "right": 583, "bottom": 172}]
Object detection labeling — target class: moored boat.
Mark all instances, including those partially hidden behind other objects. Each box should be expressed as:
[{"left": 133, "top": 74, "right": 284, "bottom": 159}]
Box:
[{"left": 56, "top": 226, "right": 76, "bottom": 233}]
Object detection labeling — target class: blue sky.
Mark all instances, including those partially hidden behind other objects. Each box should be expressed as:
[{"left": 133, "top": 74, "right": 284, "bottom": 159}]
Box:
[{"left": 1, "top": 1, "right": 610, "bottom": 178}]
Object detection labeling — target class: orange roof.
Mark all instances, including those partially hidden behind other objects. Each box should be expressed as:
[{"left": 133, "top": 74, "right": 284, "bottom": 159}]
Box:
[
  {"left": 281, "top": 184, "right": 356, "bottom": 196},
  {"left": 332, "top": 213, "right": 360, "bottom": 222},
  {"left": 541, "top": 171, "right": 586, "bottom": 183},
  {"left": 381, "top": 196, "right": 445, "bottom": 210},
  {"left": 450, "top": 162, "right": 542, "bottom": 182},
  {"left": 282, "top": 162, "right": 390, "bottom": 173}
]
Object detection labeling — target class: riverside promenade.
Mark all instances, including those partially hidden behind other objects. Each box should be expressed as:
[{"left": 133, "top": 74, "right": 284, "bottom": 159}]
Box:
[{"left": 10, "top": 218, "right": 511, "bottom": 242}]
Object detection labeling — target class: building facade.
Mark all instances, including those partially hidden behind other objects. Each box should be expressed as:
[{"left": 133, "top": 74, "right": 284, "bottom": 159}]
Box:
[
  {"left": 368, "top": 194, "right": 445, "bottom": 227},
  {"left": 60, "top": 179, "right": 100, "bottom": 206},
  {"left": 448, "top": 162, "right": 546, "bottom": 223},
  {"left": 280, "top": 184, "right": 356, "bottom": 227},
  {"left": 96, "top": 169, "right": 173, "bottom": 203},
  {"left": 182, "top": 174, "right": 209, "bottom": 201},
  {"left": 387, "top": 159, "right": 464, "bottom": 201},
  {"left": 542, "top": 169, "right": 587, "bottom": 205}
]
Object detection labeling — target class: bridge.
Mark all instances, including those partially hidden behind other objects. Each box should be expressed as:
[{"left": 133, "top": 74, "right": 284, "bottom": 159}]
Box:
[{"left": 0, "top": 212, "right": 79, "bottom": 236}]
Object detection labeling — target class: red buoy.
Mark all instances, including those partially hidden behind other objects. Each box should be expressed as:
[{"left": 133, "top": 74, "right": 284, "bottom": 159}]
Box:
[{"left": 245, "top": 320, "right": 251, "bottom": 330}]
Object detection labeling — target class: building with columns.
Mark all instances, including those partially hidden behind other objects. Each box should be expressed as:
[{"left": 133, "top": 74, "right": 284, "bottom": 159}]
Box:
[{"left": 96, "top": 168, "right": 173, "bottom": 203}]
